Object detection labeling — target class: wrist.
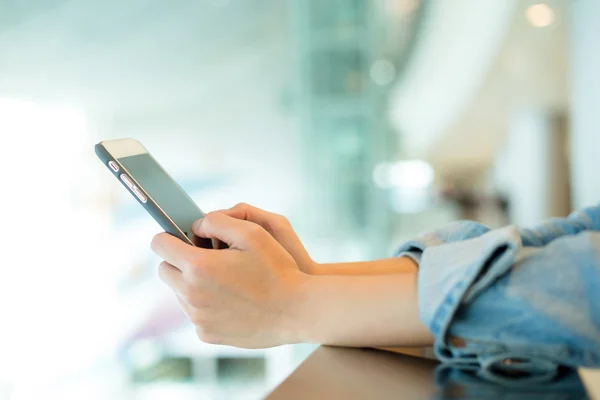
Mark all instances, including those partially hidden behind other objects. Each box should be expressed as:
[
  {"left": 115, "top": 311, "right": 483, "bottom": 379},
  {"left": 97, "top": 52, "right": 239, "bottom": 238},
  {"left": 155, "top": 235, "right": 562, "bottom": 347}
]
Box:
[
  {"left": 279, "top": 272, "right": 432, "bottom": 347},
  {"left": 282, "top": 272, "right": 322, "bottom": 344},
  {"left": 284, "top": 273, "right": 348, "bottom": 345}
]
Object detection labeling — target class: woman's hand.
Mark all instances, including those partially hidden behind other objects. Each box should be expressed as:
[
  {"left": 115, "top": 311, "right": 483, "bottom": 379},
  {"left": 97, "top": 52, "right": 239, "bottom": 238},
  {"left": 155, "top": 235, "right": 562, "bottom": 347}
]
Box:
[
  {"left": 219, "top": 203, "right": 318, "bottom": 274},
  {"left": 150, "top": 206, "right": 432, "bottom": 349},
  {"left": 150, "top": 212, "right": 309, "bottom": 349},
  {"left": 219, "top": 203, "right": 418, "bottom": 276}
]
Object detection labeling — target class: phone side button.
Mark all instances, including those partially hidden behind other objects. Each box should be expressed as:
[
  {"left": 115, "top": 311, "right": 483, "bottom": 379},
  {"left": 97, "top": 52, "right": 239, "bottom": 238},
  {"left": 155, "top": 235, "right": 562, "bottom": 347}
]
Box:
[
  {"left": 120, "top": 174, "right": 134, "bottom": 189},
  {"left": 132, "top": 187, "right": 147, "bottom": 203},
  {"left": 108, "top": 161, "right": 119, "bottom": 172}
]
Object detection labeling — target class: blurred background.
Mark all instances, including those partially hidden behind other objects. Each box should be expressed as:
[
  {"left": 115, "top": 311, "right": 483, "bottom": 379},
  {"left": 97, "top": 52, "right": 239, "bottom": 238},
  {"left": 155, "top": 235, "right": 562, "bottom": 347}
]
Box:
[{"left": 0, "top": 0, "right": 598, "bottom": 398}]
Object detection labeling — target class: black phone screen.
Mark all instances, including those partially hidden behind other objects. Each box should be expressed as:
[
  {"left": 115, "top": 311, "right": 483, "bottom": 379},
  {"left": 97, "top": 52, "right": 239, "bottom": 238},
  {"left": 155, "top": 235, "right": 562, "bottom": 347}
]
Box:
[{"left": 118, "top": 153, "right": 204, "bottom": 239}]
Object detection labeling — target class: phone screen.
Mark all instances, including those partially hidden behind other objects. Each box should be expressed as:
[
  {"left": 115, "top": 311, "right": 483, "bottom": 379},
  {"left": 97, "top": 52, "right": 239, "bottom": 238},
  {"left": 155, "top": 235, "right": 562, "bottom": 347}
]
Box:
[{"left": 118, "top": 153, "right": 204, "bottom": 238}]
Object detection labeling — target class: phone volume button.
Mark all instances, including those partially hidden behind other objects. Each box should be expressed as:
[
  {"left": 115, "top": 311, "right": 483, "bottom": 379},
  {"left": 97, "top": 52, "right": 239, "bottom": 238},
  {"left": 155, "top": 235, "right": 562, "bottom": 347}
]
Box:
[
  {"left": 120, "top": 174, "right": 134, "bottom": 189},
  {"left": 132, "top": 187, "right": 147, "bottom": 203}
]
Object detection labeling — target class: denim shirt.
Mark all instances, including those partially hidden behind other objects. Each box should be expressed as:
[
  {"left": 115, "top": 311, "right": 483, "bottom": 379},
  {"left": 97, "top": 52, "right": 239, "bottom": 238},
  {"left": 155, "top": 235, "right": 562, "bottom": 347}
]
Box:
[{"left": 395, "top": 203, "right": 600, "bottom": 383}]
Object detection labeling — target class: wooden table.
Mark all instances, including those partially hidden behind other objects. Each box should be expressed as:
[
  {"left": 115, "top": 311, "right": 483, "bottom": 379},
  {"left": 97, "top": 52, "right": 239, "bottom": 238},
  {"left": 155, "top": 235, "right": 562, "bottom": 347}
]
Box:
[{"left": 265, "top": 346, "right": 594, "bottom": 399}]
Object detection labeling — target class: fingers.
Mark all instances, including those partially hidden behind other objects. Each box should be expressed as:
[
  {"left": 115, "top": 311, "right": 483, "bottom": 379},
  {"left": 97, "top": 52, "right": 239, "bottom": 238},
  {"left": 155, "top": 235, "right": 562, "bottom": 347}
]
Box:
[
  {"left": 159, "top": 262, "right": 205, "bottom": 310},
  {"left": 158, "top": 261, "right": 184, "bottom": 291},
  {"left": 218, "top": 203, "right": 311, "bottom": 265},
  {"left": 192, "top": 212, "right": 270, "bottom": 250},
  {"left": 221, "top": 203, "right": 264, "bottom": 222},
  {"left": 151, "top": 232, "right": 205, "bottom": 272},
  {"left": 221, "top": 203, "right": 288, "bottom": 236}
]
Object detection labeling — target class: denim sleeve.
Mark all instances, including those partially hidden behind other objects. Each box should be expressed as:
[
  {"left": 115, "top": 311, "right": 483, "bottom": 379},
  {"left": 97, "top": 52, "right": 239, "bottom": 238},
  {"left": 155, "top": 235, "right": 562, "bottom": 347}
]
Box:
[
  {"left": 394, "top": 220, "right": 492, "bottom": 263},
  {"left": 443, "top": 231, "right": 600, "bottom": 378},
  {"left": 519, "top": 203, "right": 600, "bottom": 246},
  {"left": 394, "top": 203, "right": 600, "bottom": 383}
]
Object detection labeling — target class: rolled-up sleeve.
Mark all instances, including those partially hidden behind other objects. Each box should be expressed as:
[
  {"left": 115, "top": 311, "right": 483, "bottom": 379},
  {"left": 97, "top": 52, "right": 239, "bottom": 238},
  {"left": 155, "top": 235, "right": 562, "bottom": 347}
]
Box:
[
  {"left": 445, "top": 232, "right": 600, "bottom": 367},
  {"left": 519, "top": 203, "right": 600, "bottom": 246},
  {"left": 395, "top": 203, "right": 600, "bottom": 382},
  {"left": 415, "top": 226, "right": 522, "bottom": 340},
  {"left": 394, "top": 220, "right": 492, "bottom": 264}
]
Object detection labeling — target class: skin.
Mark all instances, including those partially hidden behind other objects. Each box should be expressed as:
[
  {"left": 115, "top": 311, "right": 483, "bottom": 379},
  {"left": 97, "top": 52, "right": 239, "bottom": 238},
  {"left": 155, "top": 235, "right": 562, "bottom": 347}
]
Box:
[{"left": 150, "top": 203, "right": 434, "bottom": 349}]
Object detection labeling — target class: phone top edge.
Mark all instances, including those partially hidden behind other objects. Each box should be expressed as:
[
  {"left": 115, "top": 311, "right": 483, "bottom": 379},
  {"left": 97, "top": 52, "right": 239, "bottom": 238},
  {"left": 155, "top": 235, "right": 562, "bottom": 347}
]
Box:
[
  {"left": 99, "top": 138, "right": 147, "bottom": 158},
  {"left": 95, "top": 140, "right": 196, "bottom": 247}
]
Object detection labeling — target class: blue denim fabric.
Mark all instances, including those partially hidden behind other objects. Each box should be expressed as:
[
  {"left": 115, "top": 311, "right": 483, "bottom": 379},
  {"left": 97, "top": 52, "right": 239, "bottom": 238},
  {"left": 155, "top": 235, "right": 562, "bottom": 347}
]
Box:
[
  {"left": 395, "top": 203, "right": 600, "bottom": 383},
  {"left": 434, "top": 364, "right": 587, "bottom": 398}
]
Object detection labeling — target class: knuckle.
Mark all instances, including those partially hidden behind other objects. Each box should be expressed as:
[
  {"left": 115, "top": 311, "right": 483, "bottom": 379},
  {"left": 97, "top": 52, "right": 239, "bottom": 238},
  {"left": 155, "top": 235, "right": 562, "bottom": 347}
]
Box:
[
  {"left": 194, "top": 326, "right": 208, "bottom": 341},
  {"left": 181, "top": 260, "right": 195, "bottom": 273},
  {"left": 186, "top": 294, "right": 203, "bottom": 308},
  {"left": 246, "top": 222, "right": 263, "bottom": 234},
  {"left": 202, "top": 212, "right": 216, "bottom": 226},
  {"left": 189, "top": 311, "right": 207, "bottom": 327},
  {"left": 243, "top": 223, "right": 267, "bottom": 242},
  {"left": 183, "top": 254, "right": 202, "bottom": 271},
  {"left": 188, "top": 291, "right": 210, "bottom": 308},
  {"left": 179, "top": 282, "right": 198, "bottom": 301},
  {"left": 182, "top": 251, "right": 207, "bottom": 272},
  {"left": 203, "top": 336, "right": 222, "bottom": 345},
  {"left": 202, "top": 212, "right": 222, "bottom": 229},
  {"left": 235, "top": 202, "right": 251, "bottom": 210},
  {"left": 189, "top": 255, "right": 214, "bottom": 279},
  {"left": 150, "top": 235, "right": 162, "bottom": 252},
  {"left": 274, "top": 214, "right": 291, "bottom": 227},
  {"left": 157, "top": 262, "right": 169, "bottom": 281},
  {"left": 195, "top": 326, "right": 221, "bottom": 345}
]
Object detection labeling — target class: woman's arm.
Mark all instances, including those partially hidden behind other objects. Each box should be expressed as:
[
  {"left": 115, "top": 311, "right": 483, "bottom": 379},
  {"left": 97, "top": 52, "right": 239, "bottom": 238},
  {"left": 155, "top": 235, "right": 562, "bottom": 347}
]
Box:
[
  {"left": 293, "top": 271, "right": 434, "bottom": 347},
  {"left": 310, "top": 257, "right": 418, "bottom": 276},
  {"left": 219, "top": 203, "right": 419, "bottom": 276},
  {"left": 151, "top": 212, "right": 433, "bottom": 349}
]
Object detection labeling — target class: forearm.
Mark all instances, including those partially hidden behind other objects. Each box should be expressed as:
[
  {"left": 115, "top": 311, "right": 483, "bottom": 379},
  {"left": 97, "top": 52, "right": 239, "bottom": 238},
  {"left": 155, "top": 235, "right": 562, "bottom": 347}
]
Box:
[
  {"left": 290, "top": 270, "right": 433, "bottom": 347},
  {"left": 311, "top": 257, "right": 418, "bottom": 276}
]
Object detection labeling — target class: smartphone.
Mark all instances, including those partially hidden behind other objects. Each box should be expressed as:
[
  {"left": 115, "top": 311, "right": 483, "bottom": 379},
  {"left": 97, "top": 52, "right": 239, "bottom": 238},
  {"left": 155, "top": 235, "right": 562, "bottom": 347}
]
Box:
[{"left": 95, "top": 138, "right": 213, "bottom": 248}]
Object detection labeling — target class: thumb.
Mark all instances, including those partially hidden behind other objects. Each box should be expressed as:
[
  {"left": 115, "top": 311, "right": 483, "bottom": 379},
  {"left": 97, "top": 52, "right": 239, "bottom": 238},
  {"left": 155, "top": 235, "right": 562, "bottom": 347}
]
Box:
[
  {"left": 219, "top": 204, "right": 313, "bottom": 267},
  {"left": 192, "top": 212, "right": 270, "bottom": 250},
  {"left": 219, "top": 203, "right": 281, "bottom": 236}
]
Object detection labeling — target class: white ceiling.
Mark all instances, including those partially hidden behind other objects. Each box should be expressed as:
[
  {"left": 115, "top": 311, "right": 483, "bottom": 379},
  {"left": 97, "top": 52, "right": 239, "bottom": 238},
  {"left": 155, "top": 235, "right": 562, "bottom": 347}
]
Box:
[
  {"left": 0, "top": 0, "right": 305, "bottom": 213},
  {"left": 1, "top": 0, "right": 566, "bottom": 184},
  {"left": 389, "top": 0, "right": 568, "bottom": 173},
  {"left": 430, "top": 0, "right": 568, "bottom": 171},
  {"left": 0, "top": 0, "right": 283, "bottom": 118}
]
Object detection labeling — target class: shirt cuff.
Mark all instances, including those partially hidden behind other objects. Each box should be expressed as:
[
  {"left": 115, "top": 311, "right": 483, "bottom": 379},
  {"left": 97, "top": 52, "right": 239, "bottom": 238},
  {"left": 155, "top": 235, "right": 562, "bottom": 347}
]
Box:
[
  {"left": 397, "top": 250, "right": 423, "bottom": 265},
  {"left": 393, "top": 220, "right": 493, "bottom": 266},
  {"left": 417, "top": 226, "right": 522, "bottom": 356}
]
